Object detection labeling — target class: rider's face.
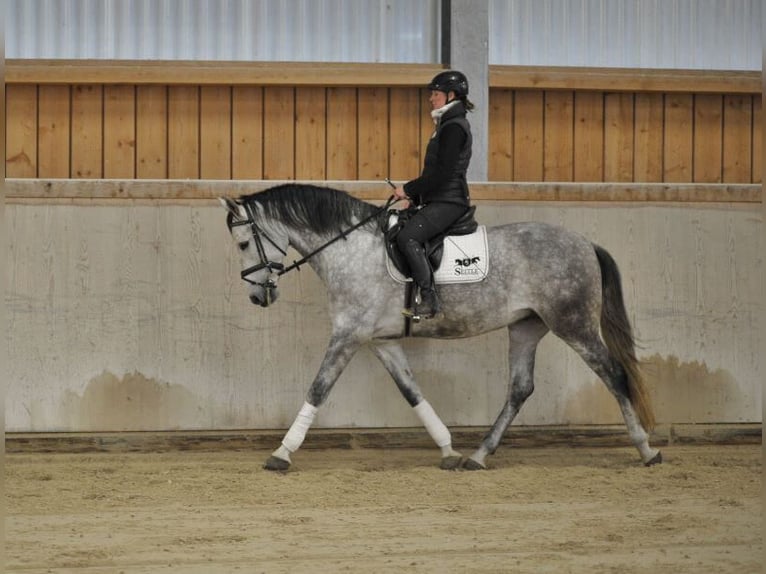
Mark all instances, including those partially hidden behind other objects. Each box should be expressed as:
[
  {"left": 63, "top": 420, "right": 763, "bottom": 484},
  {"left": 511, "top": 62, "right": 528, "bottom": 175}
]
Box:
[{"left": 429, "top": 90, "right": 449, "bottom": 110}]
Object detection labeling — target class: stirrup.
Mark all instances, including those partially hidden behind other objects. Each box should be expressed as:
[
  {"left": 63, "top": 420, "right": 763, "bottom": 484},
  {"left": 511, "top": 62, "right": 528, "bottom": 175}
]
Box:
[
  {"left": 402, "top": 307, "right": 431, "bottom": 323},
  {"left": 401, "top": 303, "right": 439, "bottom": 322}
]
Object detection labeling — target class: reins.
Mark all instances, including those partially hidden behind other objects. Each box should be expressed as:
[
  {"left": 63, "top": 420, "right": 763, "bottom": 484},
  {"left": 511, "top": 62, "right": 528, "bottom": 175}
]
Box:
[
  {"left": 236, "top": 194, "right": 399, "bottom": 281},
  {"left": 278, "top": 194, "right": 398, "bottom": 275}
]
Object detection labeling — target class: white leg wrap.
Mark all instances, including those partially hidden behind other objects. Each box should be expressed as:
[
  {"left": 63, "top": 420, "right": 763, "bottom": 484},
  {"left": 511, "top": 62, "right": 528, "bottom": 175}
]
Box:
[
  {"left": 414, "top": 400, "right": 451, "bottom": 448},
  {"left": 281, "top": 401, "right": 318, "bottom": 453}
]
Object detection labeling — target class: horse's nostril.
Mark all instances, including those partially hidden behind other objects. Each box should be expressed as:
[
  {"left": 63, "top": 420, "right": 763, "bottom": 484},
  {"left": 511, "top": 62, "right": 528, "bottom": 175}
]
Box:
[{"left": 249, "top": 294, "right": 261, "bottom": 305}]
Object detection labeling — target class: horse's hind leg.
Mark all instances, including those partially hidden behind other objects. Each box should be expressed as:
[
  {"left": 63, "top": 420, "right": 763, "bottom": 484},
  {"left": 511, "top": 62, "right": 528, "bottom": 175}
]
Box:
[
  {"left": 464, "top": 317, "right": 549, "bottom": 470},
  {"left": 564, "top": 332, "right": 661, "bottom": 465},
  {"left": 370, "top": 341, "right": 463, "bottom": 470}
]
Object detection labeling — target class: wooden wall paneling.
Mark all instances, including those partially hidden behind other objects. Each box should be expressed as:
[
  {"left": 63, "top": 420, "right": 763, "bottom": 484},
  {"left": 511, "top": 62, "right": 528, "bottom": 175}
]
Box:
[
  {"left": 8, "top": 65, "right": 758, "bottom": 186},
  {"left": 168, "top": 86, "right": 200, "bottom": 179},
  {"left": 388, "top": 88, "right": 422, "bottom": 180},
  {"left": 543, "top": 90, "right": 574, "bottom": 181},
  {"left": 634, "top": 93, "right": 664, "bottom": 182},
  {"left": 326, "top": 88, "right": 358, "bottom": 180},
  {"left": 71, "top": 85, "right": 103, "bottom": 178},
  {"left": 6, "top": 84, "right": 38, "bottom": 178},
  {"left": 357, "top": 88, "right": 389, "bottom": 180},
  {"left": 604, "top": 92, "right": 634, "bottom": 182},
  {"left": 573, "top": 91, "right": 603, "bottom": 182},
  {"left": 693, "top": 94, "right": 723, "bottom": 183},
  {"left": 232, "top": 86, "right": 263, "bottom": 179},
  {"left": 488, "top": 88, "right": 514, "bottom": 181},
  {"left": 200, "top": 86, "right": 232, "bottom": 179},
  {"left": 38, "top": 85, "right": 71, "bottom": 178},
  {"left": 263, "top": 87, "right": 295, "bottom": 180},
  {"left": 513, "top": 90, "right": 544, "bottom": 181},
  {"left": 136, "top": 85, "right": 168, "bottom": 179},
  {"left": 103, "top": 85, "right": 136, "bottom": 178},
  {"left": 663, "top": 93, "right": 694, "bottom": 182},
  {"left": 721, "top": 95, "right": 752, "bottom": 183},
  {"left": 489, "top": 65, "right": 760, "bottom": 95},
  {"left": 750, "top": 96, "right": 761, "bottom": 183},
  {"left": 10, "top": 60, "right": 758, "bottom": 95},
  {"left": 295, "top": 87, "right": 327, "bottom": 180}
]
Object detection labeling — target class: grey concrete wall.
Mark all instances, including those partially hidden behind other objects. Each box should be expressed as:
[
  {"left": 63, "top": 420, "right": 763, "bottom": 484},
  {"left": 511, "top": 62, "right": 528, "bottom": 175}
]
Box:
[
  {"left": 6, "top": 200, "right": 761, "bottom": 432},
  {"left": 447, "top": 0, "right": 489, "bottom": 181}
]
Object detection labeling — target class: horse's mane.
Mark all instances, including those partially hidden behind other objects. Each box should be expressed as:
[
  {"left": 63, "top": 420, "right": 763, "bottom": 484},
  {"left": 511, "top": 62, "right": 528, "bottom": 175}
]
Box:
[{"left": 239, "top": 184, "right": 380, "bottom": 235}]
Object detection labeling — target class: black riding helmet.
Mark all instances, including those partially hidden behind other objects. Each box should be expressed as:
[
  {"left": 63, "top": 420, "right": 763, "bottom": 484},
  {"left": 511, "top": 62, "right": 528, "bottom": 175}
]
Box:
[{"left": 427, "top": 70, "right": 469, "bottom": 98}]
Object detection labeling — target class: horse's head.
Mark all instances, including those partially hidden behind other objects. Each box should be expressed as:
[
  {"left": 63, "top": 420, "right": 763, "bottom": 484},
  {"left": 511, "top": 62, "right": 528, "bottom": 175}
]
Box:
[{"left": 219, "top": 197, "right": 289, "bottom": 307}]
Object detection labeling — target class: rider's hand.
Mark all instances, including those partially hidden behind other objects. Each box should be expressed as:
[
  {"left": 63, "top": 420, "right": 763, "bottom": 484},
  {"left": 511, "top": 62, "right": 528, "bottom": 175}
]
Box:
[
  {"left": 394, "top": 186, "right": 410, "bottom": 208},
  {"left": 394, "top": 185, "right": 410, "bottom": 209}
]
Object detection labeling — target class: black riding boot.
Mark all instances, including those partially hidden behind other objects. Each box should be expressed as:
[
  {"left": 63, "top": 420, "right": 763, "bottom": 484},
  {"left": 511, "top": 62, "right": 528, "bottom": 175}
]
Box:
[
  {"left": 402, "top": 239, "right": 440, "bottom": 319},
  {"left": 416, "top": 286, "right": 440, "bottom": 319}
]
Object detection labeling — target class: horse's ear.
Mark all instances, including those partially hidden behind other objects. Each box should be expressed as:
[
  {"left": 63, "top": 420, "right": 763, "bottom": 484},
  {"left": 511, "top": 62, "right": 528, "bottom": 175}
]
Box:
[{"left": 218, "top": 197, "right": 241, "bottom": 218}]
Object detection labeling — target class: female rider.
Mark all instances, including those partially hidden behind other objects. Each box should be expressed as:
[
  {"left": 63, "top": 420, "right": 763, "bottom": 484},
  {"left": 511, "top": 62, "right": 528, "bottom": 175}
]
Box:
[{"left": 394, "top": 70, "right": 474, "bottom": 319}]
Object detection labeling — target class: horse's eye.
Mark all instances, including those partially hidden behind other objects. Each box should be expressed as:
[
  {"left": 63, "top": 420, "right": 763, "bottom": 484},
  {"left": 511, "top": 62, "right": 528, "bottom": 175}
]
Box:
[{"left": 238, "top": 242, "right": 249, "bottom": 251}]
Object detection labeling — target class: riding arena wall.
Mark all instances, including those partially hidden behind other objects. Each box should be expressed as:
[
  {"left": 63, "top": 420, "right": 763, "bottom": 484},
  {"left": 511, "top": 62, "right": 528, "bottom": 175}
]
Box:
[
  {"left": 5, "top": 61, "right": 762, "bottom": 438},
  {"left": 6, "top": 61, "right": 761, "bottom": 184}
]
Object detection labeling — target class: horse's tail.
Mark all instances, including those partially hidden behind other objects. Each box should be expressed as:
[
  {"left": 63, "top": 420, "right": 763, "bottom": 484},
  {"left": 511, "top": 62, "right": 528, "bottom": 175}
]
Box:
[{"left": 594, "top": 244, "right": 655, "bottom": 431}]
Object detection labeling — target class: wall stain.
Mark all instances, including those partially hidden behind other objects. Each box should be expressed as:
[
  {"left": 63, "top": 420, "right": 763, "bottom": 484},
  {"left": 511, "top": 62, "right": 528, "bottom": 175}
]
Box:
[
  {"left": 59, "top": 371, "right": 206, "bottom": 431},
  {"left": 564, "top": 354, "right": 746, "bottom": 425},
  {"left": 641, "top": 354, "right": 744, "bottom": 424}
]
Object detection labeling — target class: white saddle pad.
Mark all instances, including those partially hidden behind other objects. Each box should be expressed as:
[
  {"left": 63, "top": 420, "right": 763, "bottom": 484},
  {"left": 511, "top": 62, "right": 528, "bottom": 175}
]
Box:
[{"left": 387, "top": 226, "right": 489, "bottom": 285}]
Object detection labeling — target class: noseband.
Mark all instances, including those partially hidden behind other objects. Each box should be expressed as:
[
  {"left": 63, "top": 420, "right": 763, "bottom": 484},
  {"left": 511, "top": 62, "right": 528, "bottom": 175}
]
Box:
[{"left": 230, "top": 202, "right": 287, "bottom": 299}]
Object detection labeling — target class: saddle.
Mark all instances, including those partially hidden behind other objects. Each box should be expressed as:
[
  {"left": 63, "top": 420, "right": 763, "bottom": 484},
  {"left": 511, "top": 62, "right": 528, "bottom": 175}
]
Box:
[{"left": 381, "top": 205, "right": 479, "bottom": 279}]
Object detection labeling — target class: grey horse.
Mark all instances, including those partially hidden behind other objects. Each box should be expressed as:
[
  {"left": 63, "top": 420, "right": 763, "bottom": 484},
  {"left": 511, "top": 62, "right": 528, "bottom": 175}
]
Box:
[{"left": 220, "top": 184, "right": 661, "bottom": 471}]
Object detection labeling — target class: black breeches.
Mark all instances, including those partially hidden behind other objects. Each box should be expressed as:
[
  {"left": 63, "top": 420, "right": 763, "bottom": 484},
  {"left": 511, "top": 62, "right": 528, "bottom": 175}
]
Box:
[{"left": 395, "top": 202, "right": 468, "bottom": 250}]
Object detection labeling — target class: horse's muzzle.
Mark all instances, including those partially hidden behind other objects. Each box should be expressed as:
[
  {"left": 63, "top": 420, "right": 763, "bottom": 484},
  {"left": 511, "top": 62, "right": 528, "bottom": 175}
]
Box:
[
  {"left": 250, "top": 286, "right": 279, "bottom": 307},
  {"left": 250, "top": 294, "right": 267, "bottom": 307}
]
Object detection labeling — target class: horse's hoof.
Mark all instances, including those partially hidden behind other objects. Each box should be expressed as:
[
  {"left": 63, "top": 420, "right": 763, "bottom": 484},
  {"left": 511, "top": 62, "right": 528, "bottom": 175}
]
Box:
[
  {"left": 462, "top": 458, "right": 487, "bottom": 471},
  {"left": 440, "top": 455, "right": 463, "bottom": 471},
  {"left": 644, "top": 451, "right": 663, "bottom": 467},
  {"left": 263, "top": 456, "right": 291, "bottom": 472}
]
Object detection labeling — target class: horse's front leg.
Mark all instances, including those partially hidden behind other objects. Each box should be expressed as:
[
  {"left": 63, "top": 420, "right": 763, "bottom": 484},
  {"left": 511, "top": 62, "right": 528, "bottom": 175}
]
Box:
[
  {"left": 370, "top": 341, "right": 462, "bottom": 470},
  {"left": 264, "top": 334, "right": 361, "bottom": 472}
]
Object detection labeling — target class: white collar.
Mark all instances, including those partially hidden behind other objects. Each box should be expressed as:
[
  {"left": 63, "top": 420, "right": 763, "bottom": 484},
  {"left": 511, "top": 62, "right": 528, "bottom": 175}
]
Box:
[{"left": 430, "top": 99, "right": 461, "bottom": 124}]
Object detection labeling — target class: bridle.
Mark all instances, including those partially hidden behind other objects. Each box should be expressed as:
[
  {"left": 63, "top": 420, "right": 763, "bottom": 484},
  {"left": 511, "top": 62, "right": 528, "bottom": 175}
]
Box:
[
  {"left": 231, "top": 195, "right": 398, "bottom": 303},
  {"left": 229, "top": 201, "right": 286, "bottom": 302}
]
